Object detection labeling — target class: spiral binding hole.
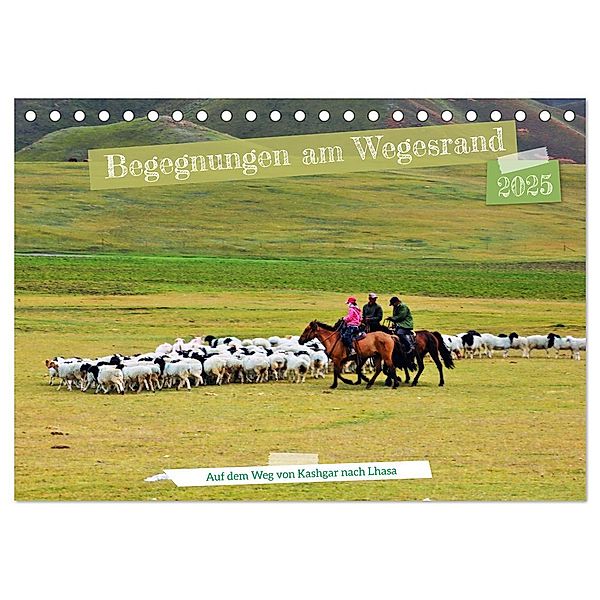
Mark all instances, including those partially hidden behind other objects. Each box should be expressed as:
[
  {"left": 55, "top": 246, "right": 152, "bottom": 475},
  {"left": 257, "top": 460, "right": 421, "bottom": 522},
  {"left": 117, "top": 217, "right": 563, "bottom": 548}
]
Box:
[{"left": 23, "top": 104, "right": 578, "bottom": 127}]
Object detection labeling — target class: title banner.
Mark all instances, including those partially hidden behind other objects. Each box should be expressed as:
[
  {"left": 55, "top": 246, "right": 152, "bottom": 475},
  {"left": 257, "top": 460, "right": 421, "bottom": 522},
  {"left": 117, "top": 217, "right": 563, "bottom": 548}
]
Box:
[
  {"left": 88, "top": 121, "right": 518, "bottom": 190},
  {"left": 162, "top": 460, "right": 433, "bottom": 487}
]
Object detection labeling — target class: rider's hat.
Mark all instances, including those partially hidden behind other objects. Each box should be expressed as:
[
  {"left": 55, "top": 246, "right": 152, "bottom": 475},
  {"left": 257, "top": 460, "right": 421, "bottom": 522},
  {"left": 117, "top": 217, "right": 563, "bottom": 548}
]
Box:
[
  {"left": 389, "top": 296, "right": 400, "bottom": 305},
  {"left": 346, "top": 296, "right": 357, "bottom": 304},
  {"left": 368, "top": 292, "right": 378, "bottom": 299}
]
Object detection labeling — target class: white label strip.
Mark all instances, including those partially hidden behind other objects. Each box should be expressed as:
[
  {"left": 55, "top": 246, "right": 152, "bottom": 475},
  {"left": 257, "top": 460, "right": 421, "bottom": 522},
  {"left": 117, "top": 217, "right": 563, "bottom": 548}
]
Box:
[
  {"left": 268, "top": 452, "right": 319, "bottom": 466},
  {"left": 163, "top": 460, "right": 432, "bottom": 487},
  {"left": 497, "top": 147, "right": 549, "bottom": 174}
]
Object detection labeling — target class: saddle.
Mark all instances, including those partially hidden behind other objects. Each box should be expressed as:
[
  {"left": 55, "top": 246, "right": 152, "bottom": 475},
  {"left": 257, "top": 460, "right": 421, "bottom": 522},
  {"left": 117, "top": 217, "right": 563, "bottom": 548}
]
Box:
[
  {"left": 395, "top": 329, "right": 416, "bottom": 354},
  {"left": 341, "top": 325, "right": 365, "bottom": 357}
]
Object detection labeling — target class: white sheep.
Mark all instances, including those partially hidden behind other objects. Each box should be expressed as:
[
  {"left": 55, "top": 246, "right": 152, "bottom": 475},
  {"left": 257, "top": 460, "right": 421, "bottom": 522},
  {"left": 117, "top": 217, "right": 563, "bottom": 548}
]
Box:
[
  {"left": 481, "top": 334, "right": 512, "bottom": 358},
  {"left": 285, "top": 352, "right": 311, "bottom": 383},
  {"left": 251, "top": 338, "right": 271, "bottom": 349},
  {"left": 80, "top": 360, "right": 105, "bottom": 392},
  {"left": 46, "top": 359, "right": 85, "bottom": 391},
  {"left": 94, "top": 354, "right": 123, "bottom": 364},
  {"left": 224, "top": 354, "right": 245, "bottom": 384},
  {"left": 216, "top": 336, "right": 242, "bottom": 347},
  {"left": 508, "top": 332, "right": 529, "bottom": 357},
  {"left": 154, "top": 357, "right": 199, "bottom": 390},
  {"left": 309, "top": 349, "right": 329, "bottom": 378},
  {"left": 172, "top": 338, "right": 186, "bottom": 353},
  {"left": 155, "top": 342, "right": 173, "bottom": 354},
  {"left": 459, "top": 332, "right": 484, "bottom": 359},
  {"left": 566, "top": 336, "right": 586, "bottom": 360},
  {"left": 441, "top": 335, "right": 463, "bottom": 359},
  {"left": 121, "top": 363, "right": 161, "bottom": 392},
  {"left": 45, "top": 357, "right": 64, "bottom": 385},
  {"left": 547, "top": 333, "right": 571, "bottom": 358},
  {"left": 267, "top": 351, "right": 287, "bottom": 380},
  {"left": 524, "top": 335, "right": 552, "bottom": 358},
  {"left": 201, "top": 355, "right": 227, "bottom": 385},
  {"left": 181, "top": 358, "right": 204, "bottom": 386},
  {"left": 90, "top": 365, "right": 125, "bottom": 394},
  {"left": 243, "top": 353, "right": 270, "bottom": 383}
]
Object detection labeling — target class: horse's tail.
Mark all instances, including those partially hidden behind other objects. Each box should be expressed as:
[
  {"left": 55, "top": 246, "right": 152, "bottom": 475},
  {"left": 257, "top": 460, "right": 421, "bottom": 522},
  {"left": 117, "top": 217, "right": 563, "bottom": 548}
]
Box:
[
  {"left": 393, "top": 336, "right": 417, "bottom": 372},
  {"left": 433, "top": 331, "right": 455, "bottom": 369}
]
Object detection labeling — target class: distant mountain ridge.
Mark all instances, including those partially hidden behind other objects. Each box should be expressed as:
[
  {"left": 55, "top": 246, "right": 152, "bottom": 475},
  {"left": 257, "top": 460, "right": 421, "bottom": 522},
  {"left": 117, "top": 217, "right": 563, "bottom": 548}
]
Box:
[{"left": 15, "top": 98, "right": 586, "bottom": 163}]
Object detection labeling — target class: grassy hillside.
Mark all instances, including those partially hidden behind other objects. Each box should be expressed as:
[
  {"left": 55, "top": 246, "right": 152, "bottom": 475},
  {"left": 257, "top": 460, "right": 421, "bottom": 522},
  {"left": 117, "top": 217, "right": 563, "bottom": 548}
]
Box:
[
  {"left": 15, "top": 117, "right": 234, "bottom": 162},
  {"left": 14, "top": 162, "right": 586, "bottom": 262},
  {"left": 15, "top": 99, "right": 174, "bottom": 151},
  {"left": 16, "top": 99, "right": 586, "bottom": 163}
]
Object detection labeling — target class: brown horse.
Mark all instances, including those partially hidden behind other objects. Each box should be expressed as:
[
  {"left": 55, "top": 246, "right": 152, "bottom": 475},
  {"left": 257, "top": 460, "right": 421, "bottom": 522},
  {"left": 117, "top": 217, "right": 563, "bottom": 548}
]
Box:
[
  {"left": 378, "top": 325, "right": 455, "bottom": 387},
  {"left": 298, "top": 320, "right": 411, "bottom": 390}
]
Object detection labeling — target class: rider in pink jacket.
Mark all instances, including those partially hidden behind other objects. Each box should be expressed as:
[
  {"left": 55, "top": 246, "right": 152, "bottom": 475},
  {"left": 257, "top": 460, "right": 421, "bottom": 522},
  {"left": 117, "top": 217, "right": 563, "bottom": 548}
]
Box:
[
  {"left": 344, "top": 299, "right": 362, "bottom": 326},
  {"left": 342, "top": 296, "right": 362, "bottom": 354}
]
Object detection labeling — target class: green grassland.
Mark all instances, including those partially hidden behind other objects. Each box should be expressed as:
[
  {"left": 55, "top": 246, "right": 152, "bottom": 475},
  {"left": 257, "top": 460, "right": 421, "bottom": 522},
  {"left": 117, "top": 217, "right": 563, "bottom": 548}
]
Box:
[
  {"left": 15, "top": 291, "right": 585, "bottom": 501},
  {"left": 15, "top": 163, "right": 585, "bottom": 262},
  {"left": 14, "top": 159, "right": 586, "bottom": 501},
  {"left": 15, "top": 254, "right": 584, "bottom": 301}
]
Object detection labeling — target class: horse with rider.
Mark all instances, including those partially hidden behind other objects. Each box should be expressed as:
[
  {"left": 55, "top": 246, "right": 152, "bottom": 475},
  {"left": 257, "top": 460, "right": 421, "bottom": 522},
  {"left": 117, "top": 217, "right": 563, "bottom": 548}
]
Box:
[{"left": 299, "top": 292, "right": 454, "bottom": 389}]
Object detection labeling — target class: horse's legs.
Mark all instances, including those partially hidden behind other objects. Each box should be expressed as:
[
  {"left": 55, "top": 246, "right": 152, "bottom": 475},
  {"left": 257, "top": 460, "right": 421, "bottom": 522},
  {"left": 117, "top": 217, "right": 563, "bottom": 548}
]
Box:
[
  {"left": 429, "top": 348, "right": 445, "bottom": 386},
  {"left": 383, "top": 356, "right": 400, "bottom": 389},
  {"left": 404, "top": 367, "right": 411, "bottom": 384},
  {"left": 411, "top": 354, "right": 425, "bottom": 386},
  {"left": 353, "top": 357, "right": 365, "bottom": 385},
  {"left": 355, "top": 356, "right": 372, "bottom": 384},
  {"left": 384, "top": 370, "right": 393, "bottom": 387},
  {"left": 366, "top": 356, "right": 383, "bottom": 389},
  {"left": 330, "top": 364, "right": 340, "bottom": 389},
  {"left": 337, "top": 359, "right": 359, "bottom": 385}
]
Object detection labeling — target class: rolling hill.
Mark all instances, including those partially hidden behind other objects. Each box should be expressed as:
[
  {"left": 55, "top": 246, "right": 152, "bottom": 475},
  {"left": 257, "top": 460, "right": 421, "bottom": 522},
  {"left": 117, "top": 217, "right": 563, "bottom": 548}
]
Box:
[
  {"left": 15, "top": 99, "right": 169, "bottom": 151},
  {"left": 15, "top": 117, "right": 235, "bottom": 162},
  {"left": 14, "top": 161, "right": 585, "bottom": 263},
  {"left": 15, "top": 98, "right": 586, "bottom": 163}
]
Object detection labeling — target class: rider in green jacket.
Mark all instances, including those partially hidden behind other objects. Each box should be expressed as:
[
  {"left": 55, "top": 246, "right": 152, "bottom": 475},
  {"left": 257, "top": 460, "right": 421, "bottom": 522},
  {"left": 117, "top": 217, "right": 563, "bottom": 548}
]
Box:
[{"left": 387, "top": 296, "right": 415, "bottom": 354}]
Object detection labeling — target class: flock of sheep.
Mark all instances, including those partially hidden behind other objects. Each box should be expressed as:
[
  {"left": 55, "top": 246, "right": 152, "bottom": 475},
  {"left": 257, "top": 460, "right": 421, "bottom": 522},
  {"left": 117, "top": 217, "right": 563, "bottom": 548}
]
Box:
[
  {"left": 442, "top": 331, "right": 586, "bottom": 360},
  {"left": 44, "top": 335, "right": 330, "bottom": 394},
  {"left": 44, "top": 329, "right": 586, "bottom": 395}
]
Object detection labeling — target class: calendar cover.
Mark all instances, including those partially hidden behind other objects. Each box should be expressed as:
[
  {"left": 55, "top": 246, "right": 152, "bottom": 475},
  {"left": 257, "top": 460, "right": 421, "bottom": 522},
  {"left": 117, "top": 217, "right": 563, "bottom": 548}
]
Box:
[{"left": 14, "top": 99, "right": 586, "bottom": 501}]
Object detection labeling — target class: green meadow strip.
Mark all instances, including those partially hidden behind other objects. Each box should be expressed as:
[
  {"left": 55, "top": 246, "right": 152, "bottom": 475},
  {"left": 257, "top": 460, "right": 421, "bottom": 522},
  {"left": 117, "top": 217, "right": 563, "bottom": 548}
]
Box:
[{"left": 14, "top": 255, "right": 584, "bottom": 300}]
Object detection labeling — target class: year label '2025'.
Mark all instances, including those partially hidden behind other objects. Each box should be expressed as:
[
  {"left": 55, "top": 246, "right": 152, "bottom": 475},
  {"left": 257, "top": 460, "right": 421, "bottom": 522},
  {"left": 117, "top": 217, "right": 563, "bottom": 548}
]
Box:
[
  {"left": 496, "top": 173, "right": 553, "bottom": 198},
  {"left": 486, "top": 159, "right": 561, "bottom": 205}
]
